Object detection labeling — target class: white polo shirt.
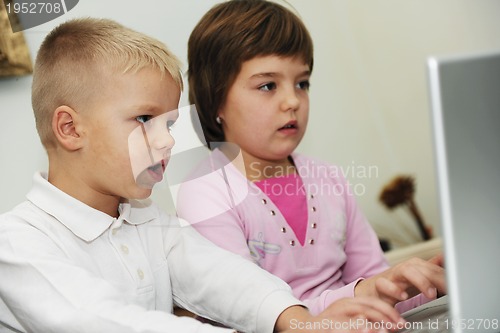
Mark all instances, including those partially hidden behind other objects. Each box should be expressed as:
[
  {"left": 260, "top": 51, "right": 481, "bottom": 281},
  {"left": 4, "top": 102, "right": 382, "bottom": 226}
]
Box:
[{"left": 0, "top": 172, "right": 300, "bottom": 333}]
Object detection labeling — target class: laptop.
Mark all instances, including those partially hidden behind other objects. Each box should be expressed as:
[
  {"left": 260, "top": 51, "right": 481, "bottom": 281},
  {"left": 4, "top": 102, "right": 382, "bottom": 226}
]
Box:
[{"left": 400, "top": 50, "right": 500, "bottom": 333}]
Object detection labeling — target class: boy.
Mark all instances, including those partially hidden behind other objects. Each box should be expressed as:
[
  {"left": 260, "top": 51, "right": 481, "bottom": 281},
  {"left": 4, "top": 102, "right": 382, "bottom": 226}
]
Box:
[{"left": 0, "top": 18, "right": 402, "bottom": 333}]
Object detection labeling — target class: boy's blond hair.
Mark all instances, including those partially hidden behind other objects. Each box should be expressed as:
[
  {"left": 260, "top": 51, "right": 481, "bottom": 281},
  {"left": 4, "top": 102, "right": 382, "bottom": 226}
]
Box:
[{"left": 32, "top": 18, "right": 183, "bottom": 149}]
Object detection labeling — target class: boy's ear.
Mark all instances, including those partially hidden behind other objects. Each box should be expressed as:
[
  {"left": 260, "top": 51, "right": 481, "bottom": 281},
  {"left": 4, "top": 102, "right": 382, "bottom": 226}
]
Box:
[{"left": 52, "top": 106, "right": 83, "bottom": 151}]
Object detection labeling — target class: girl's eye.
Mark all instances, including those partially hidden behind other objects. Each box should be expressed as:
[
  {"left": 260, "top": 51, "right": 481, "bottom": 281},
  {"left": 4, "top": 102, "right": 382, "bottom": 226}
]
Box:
[
  {"left": 258, "top": 82, "right": 276, "bottom": 92},
  {"left": 136, "top": 115, "right": 152, "bottom": 124},
  {"left": 297, "top": 80, "right": 310, "bottom": 91}
]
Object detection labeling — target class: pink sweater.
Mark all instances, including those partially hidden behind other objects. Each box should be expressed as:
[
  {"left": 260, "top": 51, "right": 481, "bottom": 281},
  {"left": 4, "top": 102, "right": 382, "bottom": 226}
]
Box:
[{"left": 176, "top": 150, "right": 426, "bottom": 315}]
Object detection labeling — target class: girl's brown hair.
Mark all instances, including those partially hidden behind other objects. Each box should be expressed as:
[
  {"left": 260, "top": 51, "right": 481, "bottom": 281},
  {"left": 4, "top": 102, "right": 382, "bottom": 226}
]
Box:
[{"left": 188, "top": 0, "right": 314, "bottom": 147}]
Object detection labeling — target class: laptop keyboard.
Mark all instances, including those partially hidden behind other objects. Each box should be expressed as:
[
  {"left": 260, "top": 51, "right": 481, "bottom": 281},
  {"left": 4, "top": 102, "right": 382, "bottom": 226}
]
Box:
[
  {"left": 399, "top": 298, "right": 449, "bottom": 333},
  {"left": 400, "top": 310, "right": 449, "bottom": 333}
]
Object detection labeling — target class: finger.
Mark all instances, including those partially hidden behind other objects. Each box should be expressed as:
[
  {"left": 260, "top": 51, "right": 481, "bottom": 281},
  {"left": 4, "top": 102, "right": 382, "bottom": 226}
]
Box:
[
  {"left": 393, "top": 262, "right": 445, "bottom": 299},
  {"left": 345, "top": 297, "right": 404, "bottom": 325},
  {"left": 374, "top": 277, "right": 408, "bottom": 303},
  {"left": 362, "top": 309, "right": 404, "bottom": 332},
  {"left": 411, "top": 263, "right": 447, "bottom": 298},
  {"left": 420, "top": 258, "right": 448, "bottom": 295},
  {"left": 428, "top": 253, "right": 445, "bottom": 267}
]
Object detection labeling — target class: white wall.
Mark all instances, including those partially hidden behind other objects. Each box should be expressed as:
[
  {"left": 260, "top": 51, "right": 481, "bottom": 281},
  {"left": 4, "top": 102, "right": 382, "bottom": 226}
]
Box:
[
  {"left": 293, "top": 0, "right": 500, "bottom": 247},
  {"left": 2, "top": 0, "right": 500, "bottom": 249}
]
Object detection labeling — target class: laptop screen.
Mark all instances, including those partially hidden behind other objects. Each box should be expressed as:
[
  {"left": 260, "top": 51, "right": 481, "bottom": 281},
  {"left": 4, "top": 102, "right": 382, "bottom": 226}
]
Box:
[{"left": 428, "top": 50, "right": 500, "bottom": 331}]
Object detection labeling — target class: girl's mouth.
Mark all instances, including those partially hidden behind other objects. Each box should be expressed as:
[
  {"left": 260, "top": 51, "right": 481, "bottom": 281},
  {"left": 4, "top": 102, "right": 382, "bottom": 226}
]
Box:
[{"left": 278, "top": 120, "right": 298, "bottom": 133}]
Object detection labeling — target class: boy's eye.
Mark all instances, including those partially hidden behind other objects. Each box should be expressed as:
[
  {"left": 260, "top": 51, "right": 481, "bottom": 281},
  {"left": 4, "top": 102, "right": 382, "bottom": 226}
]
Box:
[
  {"left": 167, "top": 120, "right": 176, "bottom": 131},
  {"left": 136, "top": 115, "right": 152, "bottom": 124},
  {"left": 297, "top": 80, "right": 310, "bottom": 91},
  {"left": 258, "top": 82, "right": 276, "bottom": 92},
  {"left": 136, "top": 116, "right": 176, "bottom": 131}
]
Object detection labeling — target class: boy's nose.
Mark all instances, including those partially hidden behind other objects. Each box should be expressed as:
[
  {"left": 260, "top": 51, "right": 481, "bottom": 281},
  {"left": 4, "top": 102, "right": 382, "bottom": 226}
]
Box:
[{"left": 146, "top": 116, "right": 175, "bottom": 152}]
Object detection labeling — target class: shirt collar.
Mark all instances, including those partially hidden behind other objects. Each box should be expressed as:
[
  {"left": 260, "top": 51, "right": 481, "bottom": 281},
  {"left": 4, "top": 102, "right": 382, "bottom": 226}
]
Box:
[
  {"left": 26, "top": 172, "right": 158, "bottom": 242},
  {"left": 121, "top": 198, "right": 159, "bottom": 226}
]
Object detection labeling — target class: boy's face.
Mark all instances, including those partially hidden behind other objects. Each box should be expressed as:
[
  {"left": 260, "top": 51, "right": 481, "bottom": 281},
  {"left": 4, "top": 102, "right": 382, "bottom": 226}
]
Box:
[
  {"left": 80, "top": 67, "right": 180, "bottom": 200},
  {"left": 219, "top": 55, "right": 310, "bottom": 164}
]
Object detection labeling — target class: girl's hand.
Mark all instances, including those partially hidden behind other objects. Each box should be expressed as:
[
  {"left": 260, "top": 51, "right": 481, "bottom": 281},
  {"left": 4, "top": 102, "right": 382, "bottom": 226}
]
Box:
[
  {"left": 354, "top": 254, "right": 446, "bottom": 306},
  {"left": 314, "top": 297, "right": 405, "bottom": 332},
  {"left": 277, "top": 297, "right": 405, "bottom": 333}
]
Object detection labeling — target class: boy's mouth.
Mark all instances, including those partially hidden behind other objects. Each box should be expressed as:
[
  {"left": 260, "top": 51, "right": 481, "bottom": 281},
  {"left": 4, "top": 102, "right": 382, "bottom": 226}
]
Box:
[{"left": 146, "top": 159, "right": 166, "bottom": 182}]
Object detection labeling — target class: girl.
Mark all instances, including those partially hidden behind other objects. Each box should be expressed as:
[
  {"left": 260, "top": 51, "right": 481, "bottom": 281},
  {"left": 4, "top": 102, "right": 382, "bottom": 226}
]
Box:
[{"left": 177, "top": 0, "right": 445, "bottom": 316}]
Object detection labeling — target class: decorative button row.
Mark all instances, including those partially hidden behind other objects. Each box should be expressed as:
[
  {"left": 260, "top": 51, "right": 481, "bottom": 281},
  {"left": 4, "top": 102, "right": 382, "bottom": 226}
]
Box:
[
  {"left": 261, "top": 195, "right": 316, "bottom": 246},
  {"left": 281, "top": 223, "right": 316, "bottom": 233},
  {"left": 289, "top": 239, "right": 315, "bottom": 246}
]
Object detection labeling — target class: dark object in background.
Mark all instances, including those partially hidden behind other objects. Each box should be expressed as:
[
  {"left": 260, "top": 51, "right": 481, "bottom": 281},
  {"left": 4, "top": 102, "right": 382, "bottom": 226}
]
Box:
[
  {"left": 379, "top": 175, "right": 432, "bottom": 241},
  {"left": 379, "top": 238, "right": 391, "bottom": 252}
]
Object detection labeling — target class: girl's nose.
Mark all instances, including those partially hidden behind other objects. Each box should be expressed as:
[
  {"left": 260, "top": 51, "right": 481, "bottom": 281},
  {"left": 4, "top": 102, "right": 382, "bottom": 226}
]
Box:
[{"left": 280, "top": 88, "right": 300, "bottom": 112}]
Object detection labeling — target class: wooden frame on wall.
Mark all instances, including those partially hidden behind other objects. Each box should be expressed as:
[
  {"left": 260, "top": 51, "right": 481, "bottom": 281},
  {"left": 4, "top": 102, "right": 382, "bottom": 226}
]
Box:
[{"left": 0, "top": 0, "right": 32, "bottom": 77}]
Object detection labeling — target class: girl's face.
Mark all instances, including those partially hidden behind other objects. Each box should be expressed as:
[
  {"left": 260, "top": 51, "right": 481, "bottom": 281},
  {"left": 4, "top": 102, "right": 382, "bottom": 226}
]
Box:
[{"left": 219, "top": 55, "right": 310, "bottom": 166}]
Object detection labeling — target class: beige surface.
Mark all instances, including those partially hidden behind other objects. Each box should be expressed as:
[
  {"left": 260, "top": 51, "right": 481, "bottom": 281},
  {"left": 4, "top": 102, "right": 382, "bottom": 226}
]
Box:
[{"left": 385, "top": 237, "right": 443, "bottom": 266}]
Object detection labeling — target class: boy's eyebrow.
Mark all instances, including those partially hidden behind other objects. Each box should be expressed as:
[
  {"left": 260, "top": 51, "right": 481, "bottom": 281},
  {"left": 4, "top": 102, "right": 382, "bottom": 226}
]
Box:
[
  {"left": 134, "top": 104, "right": 178, "bottom": 116},
  {"left": 134, "top": 104, "right": 162, "bottom": 112}
]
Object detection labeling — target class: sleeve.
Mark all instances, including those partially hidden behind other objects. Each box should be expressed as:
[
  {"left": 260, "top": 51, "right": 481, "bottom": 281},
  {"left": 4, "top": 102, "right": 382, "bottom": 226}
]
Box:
[
  {"left": 0, "top": 215, "right": 233, "bottom": 333},
  {"left": 301, "top": 272, "right": 431, "bottom": 315},
  {"left": 176, "top": 165, "right": 256, "bottom": 262},
  {"left": 162, "top": 216, "right": 303, "bottom": 333},
  {"left": 337, "top": 171, "right": 390, "bottom": 284},
  {"left": 296, "top": 165, "right": 390, "bottom": 315},
  {"left": 334, "top": 172, "right": 433, "bottom": 313},
  {"left": 301, "top": 278, "right": 364, "bottom": 315},
  {"left": 326, "top": 169, "right": 431, "bottom": 314}
]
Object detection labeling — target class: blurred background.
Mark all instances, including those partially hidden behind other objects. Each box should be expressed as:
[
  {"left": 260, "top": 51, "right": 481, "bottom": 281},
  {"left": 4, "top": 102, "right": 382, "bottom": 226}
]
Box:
[{"left": 2, "top": 0, "right": 500, "bottom": 249}]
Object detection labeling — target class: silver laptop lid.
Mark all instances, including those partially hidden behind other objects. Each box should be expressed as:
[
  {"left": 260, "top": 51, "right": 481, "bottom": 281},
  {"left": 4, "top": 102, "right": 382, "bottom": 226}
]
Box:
[{"left": 428, "top": 50, "right": 500, "bottom": 332}]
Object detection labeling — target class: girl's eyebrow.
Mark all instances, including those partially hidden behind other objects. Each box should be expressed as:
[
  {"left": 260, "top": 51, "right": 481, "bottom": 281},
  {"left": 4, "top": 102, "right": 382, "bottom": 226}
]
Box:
[
  {"left": 250, "top": 72, "right": 278, "bottom": 79},
  {"left": 297, "top": 69, "right": 312, "bottom": 77},
  {"left": 250, "top": 69, "right": 311, "bottom": 79}
]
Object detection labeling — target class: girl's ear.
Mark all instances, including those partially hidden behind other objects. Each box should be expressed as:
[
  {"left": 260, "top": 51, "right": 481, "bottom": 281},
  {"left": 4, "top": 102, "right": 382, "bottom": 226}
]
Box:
[{"left": 51, "top": 105, "right": 84, "bottom": 151}]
